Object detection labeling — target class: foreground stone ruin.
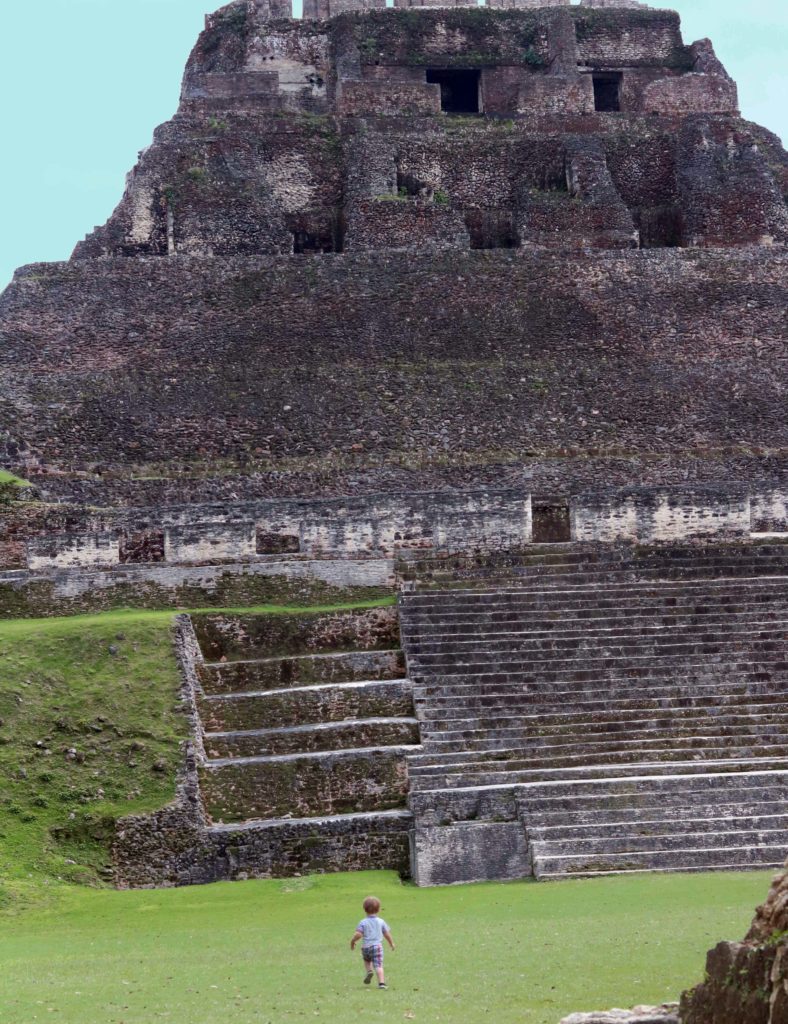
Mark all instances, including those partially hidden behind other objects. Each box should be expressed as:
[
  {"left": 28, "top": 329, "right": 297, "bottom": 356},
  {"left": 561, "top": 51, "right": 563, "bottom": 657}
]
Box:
[{"left": 1, "top": 0, "right": 786, "bottom": 897}]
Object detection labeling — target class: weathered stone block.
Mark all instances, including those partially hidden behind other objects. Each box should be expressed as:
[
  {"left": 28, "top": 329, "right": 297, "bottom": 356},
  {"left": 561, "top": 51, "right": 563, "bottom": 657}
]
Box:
[
  {"left": 338, "top": 81, "right": 441, "bottom": 116},
  {"left": 642, "top": 73, "right": 738, "bottom": 115},
  {"left": 411, "top": 821, "right": 530, "bottom": 885},
  {"left": 200, "top": 747, "right": 410, "bottom": 821}
]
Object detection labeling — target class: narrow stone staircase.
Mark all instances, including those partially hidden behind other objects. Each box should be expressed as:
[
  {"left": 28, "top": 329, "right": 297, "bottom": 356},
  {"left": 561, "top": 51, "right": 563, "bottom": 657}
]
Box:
[
  {"left": 399, "top": 541, "right": 788, "bottom": 884},
  {"left": 189, "top": 604, "right": 422, "bottom": 875}
]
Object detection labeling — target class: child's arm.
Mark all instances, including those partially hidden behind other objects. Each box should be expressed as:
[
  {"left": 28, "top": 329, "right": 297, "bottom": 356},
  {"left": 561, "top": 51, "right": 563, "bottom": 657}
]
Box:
[
  {"left": 350, "top": 928, "right": 363, "bottom": 950},
  {"left": 383, "top": 928, "right": 396, "bottom": 951}
]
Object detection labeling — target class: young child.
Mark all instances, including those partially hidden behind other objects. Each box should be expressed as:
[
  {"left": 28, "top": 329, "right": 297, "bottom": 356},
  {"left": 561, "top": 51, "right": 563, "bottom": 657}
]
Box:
[{"left": 350, "top": 896, "right": 395, "bottom": 989}]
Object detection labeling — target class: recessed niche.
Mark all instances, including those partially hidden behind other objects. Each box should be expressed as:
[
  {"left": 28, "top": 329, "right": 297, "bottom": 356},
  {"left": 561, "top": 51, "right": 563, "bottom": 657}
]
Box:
[
  {"left": 592, "top": 73, "right": 623, "bottom": 112},
  {"left": 426, "top": 69, "right": 481, "bottom": 114}
]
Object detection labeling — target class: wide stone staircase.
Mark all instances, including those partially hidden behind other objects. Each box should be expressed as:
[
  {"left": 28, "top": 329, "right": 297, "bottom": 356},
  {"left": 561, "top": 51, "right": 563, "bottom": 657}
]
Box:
[
  {"left": 399, "top": 541, "right": 788, "bottom": 884},
  {"left": 189, "top": 604, "right": 422, "bottom": 876}
]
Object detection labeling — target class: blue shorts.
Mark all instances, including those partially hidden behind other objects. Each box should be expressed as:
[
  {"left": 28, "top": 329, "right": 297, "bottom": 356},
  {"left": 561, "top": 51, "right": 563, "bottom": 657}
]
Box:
[{"left": 362, "top": 944, "right": 383, "bottom": 968}]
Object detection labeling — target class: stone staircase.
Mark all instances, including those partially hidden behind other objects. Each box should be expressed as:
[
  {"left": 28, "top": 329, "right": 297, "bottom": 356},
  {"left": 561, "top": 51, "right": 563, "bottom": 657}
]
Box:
[
  {"left": 189, "top": 604, "right": 422, "bottom": 875},
  {"left": 399, "top": 541, "right": 788, "bottom": 884}
]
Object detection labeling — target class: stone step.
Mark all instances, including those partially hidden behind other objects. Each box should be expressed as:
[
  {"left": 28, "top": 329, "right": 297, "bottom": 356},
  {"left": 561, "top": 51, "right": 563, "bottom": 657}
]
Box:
[
  {"left": 532, "top": 844, "right": 788, "bottom": 879},
  {"left": 409, "top": 767, "right": 788, "bottom": 819},
  {"left": 199, "top": 745, "right": 418, "bottom": 824},
  {"left": 407, "top": 638, "right": 785, "bottom": 675},
  {"left": 525, "top": 800, "right": 788, "bottom": 831},
  {"left": 198, "top": 678, "right": 413, "bottom": 732},
  {"left": 404, "top": 543, "right": 787, "bottom": 569},
  {"left": 193, "top": 606, "right": 400, "bottom": 662},
  {"left": 399, "top": 543, "right": 787, "bottom": 575},
  {"left": 409, "top": 745, "right": 788, "bottom": 785},
  {"left": 203, "top": 716, "right": 420, "bottom": 759},
  {"left": 401, "top": 577, "right": 788, "bottom": 611},
  {"left": 408, "top": 759, "right": 788, "bottom": 796},
  {"left": 411, "top": 565, "right": 788, "bottom": 593},
  {"left": 405, "top": 617, "right": 786, "bottom": 655},
  {"left": 514, "top": 766, "right": 788, "bottom": 807},
  {"left": 403, "top": 601, "right": 788, "bottom": 635},
  {"left": 531, "top": 827, "right": 788, "bottom": 858},
  {"left": 527, "top": 811, "right": 788, "bottom": 842},
  {"left": 403, "top": 609, "right": 788, "bottom": 646},
  {"left": 421, "top": 703, "right": 788, "bottom": 735},
  {"left": 405, "top": 614, "right": 777, "bottom": 647},
  {"left": 410, "top": 551, "right": 788, "bottom": 579},
  {"left": 409, "top": 772, "right": 788, "bottom": 828},
  {"left": 414, "top": 663, "right": 786, "bottom": 695},
  {"left": 407, "top": 727, "right": 788, "bottom": 767},
  {"left": 423, "top": 724, "right": 788, "bottom": 757},
  {"left": 421, "top": 726, "right": 788, "bottom": 756},
  {"left": 414, "top": 554, "right": 788, "bottom": 582},
  {"left": 416, "top": 687, "right": 788, "bottom": 718},
  {"left": 198, "top": 648, "right": 406, "bottom": 695}
]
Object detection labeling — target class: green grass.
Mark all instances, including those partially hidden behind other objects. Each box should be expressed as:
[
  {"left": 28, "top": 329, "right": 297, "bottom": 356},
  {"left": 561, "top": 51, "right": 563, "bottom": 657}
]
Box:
[
  {"left": 0, "top": 469, "right": 30, "bottom": 487},
  {"left": 0, "top": 615, "right": 186, "bottom": 904},
  {"left": 0, "top": 868, "right": 768, "bottom": 1024},
  {"left": 0, "top": 600, "right": 394, "bottom": 906}
]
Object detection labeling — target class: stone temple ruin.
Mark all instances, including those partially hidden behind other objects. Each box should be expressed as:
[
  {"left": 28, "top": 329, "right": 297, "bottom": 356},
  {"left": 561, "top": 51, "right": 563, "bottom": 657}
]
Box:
[{"left": 0, "top": 0, "right": 787, "bottom": 893}]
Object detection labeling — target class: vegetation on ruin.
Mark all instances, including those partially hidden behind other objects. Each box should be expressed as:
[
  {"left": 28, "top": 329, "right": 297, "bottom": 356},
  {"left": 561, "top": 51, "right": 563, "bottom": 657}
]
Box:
[
  {"left": 0, "top": 599, "right": 395, "bottom": 908},
  {"left": 0, "top": 469, "right": 31, "bottom": 506},
  {"left": 0, "top": 470, "right": 30, "bottom": 487},
  {"left": 570, "top": 7, "right": 673, "bottom": 41},
  {"left": 0, "top": 868, "right": 771, "bottom": 1024},
  {"left": 352, "top": 7, "right": 544, "bottom": 69}
]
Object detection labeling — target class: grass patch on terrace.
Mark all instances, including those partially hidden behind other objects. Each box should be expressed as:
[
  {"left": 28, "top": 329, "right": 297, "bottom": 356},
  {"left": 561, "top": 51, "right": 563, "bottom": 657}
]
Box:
[
  {"left": 0, "top": 599, "right": 394, "bottom": 908},
  {"left": 0, "top": 470, "right": 30, "bottom": 487},
  {"left": 0, "top": 868, "right": 769, "bottom": 1024}
]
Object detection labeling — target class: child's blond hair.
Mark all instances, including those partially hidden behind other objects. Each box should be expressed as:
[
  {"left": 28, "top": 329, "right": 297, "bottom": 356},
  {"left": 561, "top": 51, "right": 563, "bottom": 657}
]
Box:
[{"left": 363, "top": 896, "right": 381, "bottom": 914}]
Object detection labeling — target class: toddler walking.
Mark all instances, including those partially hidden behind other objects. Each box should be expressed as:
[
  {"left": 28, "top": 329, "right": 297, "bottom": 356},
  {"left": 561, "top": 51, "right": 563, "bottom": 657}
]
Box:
[{"left": 350, "top": 896, "right": 395, "bottom": 989}]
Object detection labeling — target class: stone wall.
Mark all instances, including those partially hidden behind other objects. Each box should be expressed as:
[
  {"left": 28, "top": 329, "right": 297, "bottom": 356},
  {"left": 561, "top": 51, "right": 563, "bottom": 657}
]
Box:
[
  {"left": 570, "top": 487, "right": 751, "bottom": 544},
  {"left": 12, "top": 490, "right": 532, "bottom": 571},
  {"left": 3, "top": 248, "right": 786, "bottom": 507},
  {"left": 0, "top": 557, "right": 393, "bottom": 619}
]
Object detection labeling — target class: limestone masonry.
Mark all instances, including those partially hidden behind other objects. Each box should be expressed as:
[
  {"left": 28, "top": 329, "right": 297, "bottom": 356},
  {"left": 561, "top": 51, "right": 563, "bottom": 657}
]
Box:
[{"left": 1, "top": 0, "right": 787, "bottom": 931}]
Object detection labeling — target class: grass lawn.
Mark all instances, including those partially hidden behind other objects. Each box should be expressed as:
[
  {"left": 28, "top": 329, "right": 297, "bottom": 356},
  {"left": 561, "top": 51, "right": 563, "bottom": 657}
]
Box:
[
  {"left": 0, "top": 469, "right": 31, "bottom": 487},
  {"left": 0, "top": 868, "right": 769, "bottom": 1024},
  {"left": 0, "top": 603, "right": 772, "bottom": 1023}
]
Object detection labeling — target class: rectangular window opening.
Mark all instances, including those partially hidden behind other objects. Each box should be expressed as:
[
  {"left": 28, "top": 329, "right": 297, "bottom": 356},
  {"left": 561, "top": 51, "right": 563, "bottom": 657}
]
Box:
[
  {"left": 592, "top": 73, "right": 622, "bottom": 113},
  {"left": 426, "top": 69, "right": 481, "bottom": 115},
  {"left": 289, "top": 213, "right": 343, "bottom": 255},
  {"left": 532, "top": 501, "right": 571, "bottom": 544},
  {"left": 256, "top": 530, "right": 301, "bottom": 555},
  {"left": 465, "top": 209, "right": 519, "bottom": 250}
]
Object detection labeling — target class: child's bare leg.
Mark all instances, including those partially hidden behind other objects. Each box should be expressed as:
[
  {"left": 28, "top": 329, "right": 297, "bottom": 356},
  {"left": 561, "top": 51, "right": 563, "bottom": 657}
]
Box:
[
  {"left": 375, "top": 966, "right": 385, "bottom": 985},
  {"left": 363, "top": 960, "right": 374, "bottom": 983}
]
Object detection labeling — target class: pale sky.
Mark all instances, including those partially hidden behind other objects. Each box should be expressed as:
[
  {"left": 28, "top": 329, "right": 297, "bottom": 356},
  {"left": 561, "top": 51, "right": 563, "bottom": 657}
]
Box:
[{"left": 0, "top": 0, "right": 785, "bottom": 289}]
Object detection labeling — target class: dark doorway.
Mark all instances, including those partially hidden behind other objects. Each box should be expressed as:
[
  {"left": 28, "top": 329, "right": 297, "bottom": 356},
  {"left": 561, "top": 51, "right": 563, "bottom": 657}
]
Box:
[
  {"left": 465, "top": 208, "right": 519, "bottom": 250},
  {"left": 532, "top": 500, "right": 571, "bottom": 544},
  {"left": 426, "top": 69, "right": 481, "bottom": 114},
  {"left": 288, "top": 212, "right": 344, "bottom": 254},
  {"left": 592, "top": 73, "right": 622, "bottom": 112}
]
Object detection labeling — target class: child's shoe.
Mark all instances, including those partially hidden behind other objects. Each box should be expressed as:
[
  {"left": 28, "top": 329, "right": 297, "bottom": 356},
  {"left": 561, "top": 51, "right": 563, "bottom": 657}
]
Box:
[
  {"left": 378, "top": 983, "right": 387, "bottom": 989},
  {"left": 363, "top": 971, "right": 373, "bottom": 985}
]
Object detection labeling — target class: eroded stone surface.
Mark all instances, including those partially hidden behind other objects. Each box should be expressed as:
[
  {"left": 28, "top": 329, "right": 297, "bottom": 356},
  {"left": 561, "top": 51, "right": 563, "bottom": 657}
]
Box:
[{"left": 558, "top": 1007, "right": 679, "bottom": 1024}]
